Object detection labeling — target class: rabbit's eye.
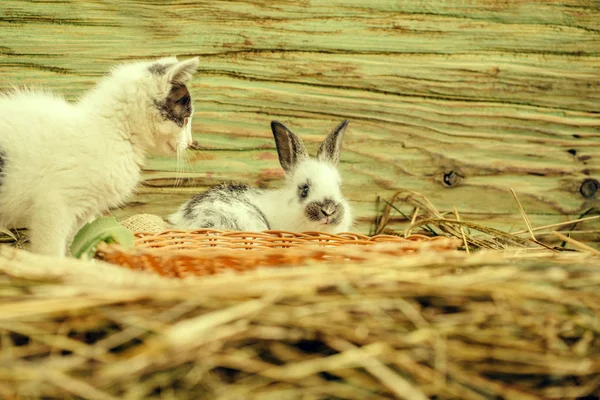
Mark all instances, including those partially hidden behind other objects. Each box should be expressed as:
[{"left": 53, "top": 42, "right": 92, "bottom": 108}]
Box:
[{"left": 299, "top": 184, "right": 310, "bottom": 199}]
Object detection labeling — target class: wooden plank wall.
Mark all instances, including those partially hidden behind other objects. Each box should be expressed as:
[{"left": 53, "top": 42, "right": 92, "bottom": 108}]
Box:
[{"left": 1, "top": 0, "right": 599, "bottom": 241}]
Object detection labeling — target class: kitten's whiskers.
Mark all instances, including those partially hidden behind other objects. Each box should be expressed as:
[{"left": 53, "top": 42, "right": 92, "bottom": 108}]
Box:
[
  {"left": 174, "top": 148, "right": 184, "bottom": 188},
  {"left": 174, "top": 147, "right": 194, "bottom": 188}
]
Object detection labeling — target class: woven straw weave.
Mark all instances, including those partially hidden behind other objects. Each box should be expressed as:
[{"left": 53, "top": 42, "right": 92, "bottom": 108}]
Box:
[
  {"left": 119, "top": 213, "right": 170, "bottom": 233},
  {"left": 96, "top": 229, "right": 461, "bottom": 278}
]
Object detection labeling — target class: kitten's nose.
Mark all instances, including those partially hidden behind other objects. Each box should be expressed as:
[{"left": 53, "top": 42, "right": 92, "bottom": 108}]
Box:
[{"left": 321, "top": 204, "right": 336, "bottom": 217}]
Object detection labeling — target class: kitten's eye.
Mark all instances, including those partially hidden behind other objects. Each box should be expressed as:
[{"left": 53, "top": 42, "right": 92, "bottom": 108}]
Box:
[
  {"left": 299, "top": 184, "right": 309, "bottom": 199},
  {"left": 184, "top": 117, "right": 189, "bottom": 126},
  {"left": 170, "top": 85, "right": 191, "bottom": 106},
  {"left": 175, "top": 92, "right": 191, "bottom": 107}
]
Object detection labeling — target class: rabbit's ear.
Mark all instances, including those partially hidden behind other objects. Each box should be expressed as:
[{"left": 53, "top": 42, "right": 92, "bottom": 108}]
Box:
[
  {"left": 317, "top": 120, "right": 349, "bottom": 166},
  {"left": 271, "top": 121, "right": 308, "bottom": 173}
]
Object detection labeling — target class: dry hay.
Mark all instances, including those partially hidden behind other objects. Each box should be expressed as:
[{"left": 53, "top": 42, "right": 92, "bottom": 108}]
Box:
[
  {"left": 373, "top": 189, "right": 600, "bottom": 253},
  {"left": 0, "top": 243, "right": 599, "bottom": 400},
  {"left": 0, "top": 190, "right": 598, "bottom": 399}
]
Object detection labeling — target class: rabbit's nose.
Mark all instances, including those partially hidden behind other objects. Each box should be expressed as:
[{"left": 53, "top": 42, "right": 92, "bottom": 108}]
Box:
[{"left": 321, "top": 205, "right": 336, "bottom": 217}]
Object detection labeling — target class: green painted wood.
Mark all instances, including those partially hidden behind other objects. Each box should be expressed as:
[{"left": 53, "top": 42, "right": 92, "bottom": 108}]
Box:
[{"left": 1, "top": 0, "right": 599, "bottom": 240}]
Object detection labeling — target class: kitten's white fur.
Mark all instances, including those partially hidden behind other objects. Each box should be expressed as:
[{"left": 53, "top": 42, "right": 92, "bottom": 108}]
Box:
[{"left": 0, "top": 56, "right": 199, "bottom": 256}]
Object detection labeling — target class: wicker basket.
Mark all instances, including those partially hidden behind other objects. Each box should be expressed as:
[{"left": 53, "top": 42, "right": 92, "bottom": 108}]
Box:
[{"left": 96, "top": 229, "right": 462, "bottom": 278}]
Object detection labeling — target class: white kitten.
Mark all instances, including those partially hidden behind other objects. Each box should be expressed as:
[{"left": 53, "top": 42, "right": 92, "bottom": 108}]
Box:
[{"left": 0, "top": 56, "right": 200, "bottom": 256}]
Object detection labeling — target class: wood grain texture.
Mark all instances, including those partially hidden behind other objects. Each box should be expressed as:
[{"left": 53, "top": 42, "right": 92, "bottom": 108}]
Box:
[{"left": 1, "top": 0, "right": 599, "bottom": 241}]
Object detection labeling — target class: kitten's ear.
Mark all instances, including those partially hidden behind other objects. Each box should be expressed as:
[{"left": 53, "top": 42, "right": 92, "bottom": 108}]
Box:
[
  {"left": 271, "top": 121, "right": 308, "bottom": 173},
  {"left": 166, "top": 57, "right": 200, "bottom": 84},
  {"left": 317, "top": 120, "right": 349, "bottom": 166}
]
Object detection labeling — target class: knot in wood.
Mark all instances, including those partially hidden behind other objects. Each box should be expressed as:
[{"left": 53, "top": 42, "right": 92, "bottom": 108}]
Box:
[
  {"left": 443, "top": 170, "right": 460, "bottom": 187},
  {"left": 580, "top": 178, "right": 599, "bottom": 198}
]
